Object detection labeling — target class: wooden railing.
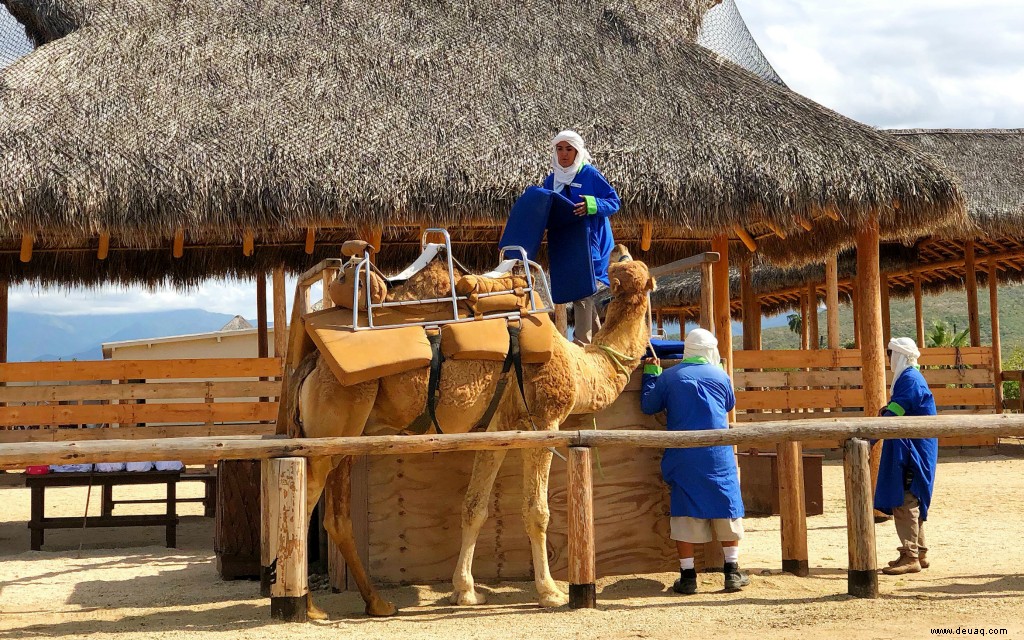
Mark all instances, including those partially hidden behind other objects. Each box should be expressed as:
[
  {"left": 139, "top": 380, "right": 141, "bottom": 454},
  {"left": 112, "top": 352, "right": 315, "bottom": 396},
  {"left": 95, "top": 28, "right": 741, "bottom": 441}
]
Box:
[{"left": 0, "top": 358, "right": 282, "bottom": 443}]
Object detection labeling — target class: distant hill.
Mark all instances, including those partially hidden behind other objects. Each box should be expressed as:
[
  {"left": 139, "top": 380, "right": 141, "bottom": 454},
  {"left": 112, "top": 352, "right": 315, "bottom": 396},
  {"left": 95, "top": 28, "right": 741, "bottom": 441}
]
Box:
[
  {"left": 7, "top": 309, "right": 255, "bottom": 362},
  {"left": 758, "top": 282, "right": 1024, "bottom": 358}
]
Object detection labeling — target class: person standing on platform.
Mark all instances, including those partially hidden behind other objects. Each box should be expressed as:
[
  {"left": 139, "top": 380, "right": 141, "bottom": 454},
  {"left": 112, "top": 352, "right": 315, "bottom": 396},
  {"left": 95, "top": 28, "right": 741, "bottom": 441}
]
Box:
[
  {"left": 543, "top": 130, "right": 620, "bottom": 345},
  {"left": 875, "top": 337, "right": 938, "bottom": 575},
  {"left": 640, "top": 328, "right": 749, "bottom": 594}
]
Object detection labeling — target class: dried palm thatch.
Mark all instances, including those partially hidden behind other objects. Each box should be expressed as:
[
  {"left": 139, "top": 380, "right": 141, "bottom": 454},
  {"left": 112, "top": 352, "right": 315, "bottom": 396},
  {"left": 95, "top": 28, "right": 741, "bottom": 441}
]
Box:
[{"left": 0, "top": 0, "right": 966, "bottom": 286}]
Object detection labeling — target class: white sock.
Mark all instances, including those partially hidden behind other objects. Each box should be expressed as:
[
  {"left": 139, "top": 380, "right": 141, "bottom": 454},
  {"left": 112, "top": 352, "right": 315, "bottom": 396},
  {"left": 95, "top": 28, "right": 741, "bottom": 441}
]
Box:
[
  {"left": 723, "top": 547, "right": 740, "bottom": 564},
  {"left": 679, "top": 557, "right": 695, "bottom": 571}
]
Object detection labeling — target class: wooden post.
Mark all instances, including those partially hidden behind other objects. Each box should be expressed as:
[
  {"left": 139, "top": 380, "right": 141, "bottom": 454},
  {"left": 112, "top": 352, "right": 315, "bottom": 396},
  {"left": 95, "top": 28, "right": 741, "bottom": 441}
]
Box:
[
  {"left": 262, "top": 457, "right": 308, "bottom": 622},
  {"left": 678, "top": 314, "right": 688, "bottom": 340},
  {"left": 852, "top": 286, "right": 861, "bottom": 349},
  {"left": 272, "top": 266, "right": 288, "bottom": 359},
  {"left": 913, "top": 274, "right": 925, "bottom": 347},
  {"left": 699, "top": 262, "right": 714, "bottom": 332},
  {"left": 880, "top": 272, "right": 891, "bottom": 344},
  {"left": 856, "top": 216, "right": 885, "bottom": 495},
  {"left": 215, "top": 459, "right": 262, "bottom": 579},
  {"left": 711, "top": 236, "right": 732, "bottom": 378},
  {"left": 97, "top": 232, "right": 110, "bottom": 261},
  {"left": 990, "top": 261, "right": 1003, "bottom": 413},
  {"left": 567, "top": 446, "right": 596, "bottom": 609},
  {"left": 807, "top": 282, "right": 819, "bottom": 350},
  {"left": 843, "top": 438, "right": 878, "bottom": 598},
  {"left": 825, "top": 255, "right": 840, "bottom": 350},
  {"left": 799, "top": 292, "right": 809, "bottom": 350},
  {"left": 256, "top": 274, "right": 269, "bottom": 359},
  {"left": 965, "top": 241, "right": 981, "bottom": 347},
  {"left": 554, "top": 304, "right": 568, "bottom": 338},
  {"left": 0, "top": 279, "right": 7, "bottom": 364},
  {"left": 321, "top": 269, "right": 337, "bottom": 310},
  {"left": 777, "top": 441, "right": 808, "bottom": 576},
  {"left": 741, "top": 258, "right": 761, "bottom": 350}
]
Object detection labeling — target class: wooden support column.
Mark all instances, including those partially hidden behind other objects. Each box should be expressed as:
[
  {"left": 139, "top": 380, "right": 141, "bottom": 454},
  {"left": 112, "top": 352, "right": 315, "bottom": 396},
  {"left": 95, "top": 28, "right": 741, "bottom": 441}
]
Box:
[
  {"left": 262, "top": 457, "right": 308, "bottom": 622},
  {"left": 880, "top": 272, "right": 891, "bottom": 344},
  {"left": 913, "top": 274, "right": 925, "bottom": 347},
  {"left": 699, "top": 262, "right": 714, "bottom": 332},
  {"left": 965, "top": 241, "right": 981, "bottom": 347},
  {"left": 990, "top": 261, "right": 1003, "bottom": 413},
  {"left": 554, "top": 304, "right": 568, "bottom": 338},
  {"left": 0, "top": 279, "right": 7, "bottom": 364},
  {"left": 856, "top": 217, "right": 885, "bottom": 502},
  {"left": 851, "top": 286, "right": 861, "bottom": 349},
  {"left": 807, "top": 282, "right": 819, "bottom": 350},
  {"left": 799, "top": 292, "right": 809, "bottom": 350},
  {"left": 777, "top": 441, "right": 808, "bottom": 576},
  {"left": 567, "top": 446, "right": 596, "bottom": 609},
  {"left": 272, "top": 266, "right": 287, "bottom": 359},
  {"left": 825, "top": 255, "right": 840, "bottom": 350},
  {"left": 844, "top": 438, "right": 878, "bottom": 598},
  {"left": 741, "top": 258, "right": 761, "bottom": 350},
  {"left": 710, "top": 236, "right": 732, "bottom": 378},
  {"left": 256, "top": 274, "right": 269, "bottom": 359},
  {"left": 678, "top": 314, "right": 688, "bottom": 339}
]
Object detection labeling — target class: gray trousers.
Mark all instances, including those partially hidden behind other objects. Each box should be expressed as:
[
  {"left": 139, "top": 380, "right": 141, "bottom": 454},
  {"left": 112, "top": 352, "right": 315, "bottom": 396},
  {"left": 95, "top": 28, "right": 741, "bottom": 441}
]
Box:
[
  {"left": 572, "top": 287, "right": 605, "bottom": 346},
  {"left": 893, "top": 490, "right": 928, "bottom": 558}
]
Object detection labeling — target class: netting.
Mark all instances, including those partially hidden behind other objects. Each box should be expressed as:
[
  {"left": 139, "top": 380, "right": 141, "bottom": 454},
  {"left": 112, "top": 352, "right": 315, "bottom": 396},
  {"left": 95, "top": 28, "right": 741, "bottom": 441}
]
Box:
[
  {"left": 697, "top": 0, "right": 785, "bottom": 87},
  {"left": 0, "top": 7, "right": 31, "bottom": 69}
]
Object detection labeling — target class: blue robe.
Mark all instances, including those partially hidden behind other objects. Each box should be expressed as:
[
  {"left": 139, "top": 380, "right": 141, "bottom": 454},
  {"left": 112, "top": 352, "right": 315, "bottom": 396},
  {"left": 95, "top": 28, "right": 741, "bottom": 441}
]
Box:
[
  {"left": 542, "top": 164, "right": 620, "bottom": 287},
  {"left": 874, "top": 367, "right": 939, "bottom": 520},
  {"left": 640, "top": 362, "right": 744, "bottom": 519}
]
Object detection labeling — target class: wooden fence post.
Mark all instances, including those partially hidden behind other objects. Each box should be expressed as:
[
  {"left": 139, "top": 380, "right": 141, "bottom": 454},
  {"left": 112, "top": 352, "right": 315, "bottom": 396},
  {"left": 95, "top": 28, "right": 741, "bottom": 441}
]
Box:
[
  {"left": 843, "top": 438, "right": 878, "bottom": 598},
  {"left": 262, "top": 457, "right": 309, "bottom": 622},
  {"left": 568, "top": 446, "right": 596, "bottom": 609},
  {"left": 777, "top": 441, "right": 808, "bottom": 576}
]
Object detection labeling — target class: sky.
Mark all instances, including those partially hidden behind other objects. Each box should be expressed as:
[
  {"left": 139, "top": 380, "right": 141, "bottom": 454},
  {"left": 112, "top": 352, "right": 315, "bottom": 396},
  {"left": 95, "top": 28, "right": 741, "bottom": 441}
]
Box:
[{"left": 6, "top": 0, "right": 1024, "bottom": 317}]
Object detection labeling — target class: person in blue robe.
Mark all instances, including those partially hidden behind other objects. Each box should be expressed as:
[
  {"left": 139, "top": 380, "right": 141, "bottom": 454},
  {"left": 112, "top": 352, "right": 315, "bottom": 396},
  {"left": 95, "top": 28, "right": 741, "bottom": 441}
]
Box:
[
  {"left": 543, "top": 130, "right": 620, "bottom": 345},
  {"left": 640, "top": 328, "right": 749, "bottom": 594},
  {"left": 875, "top": 337, "right": 938, "bottom": 575}
]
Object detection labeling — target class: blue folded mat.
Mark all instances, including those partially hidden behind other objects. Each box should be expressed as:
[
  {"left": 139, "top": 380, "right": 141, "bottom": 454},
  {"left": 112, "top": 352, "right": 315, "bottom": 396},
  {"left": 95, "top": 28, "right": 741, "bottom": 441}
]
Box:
[
  {"left": 646, "top": 339, "right": 686, "bottom": 360},
  {"left": 500, "top": 186, "right": 596, "bottom": 305}
]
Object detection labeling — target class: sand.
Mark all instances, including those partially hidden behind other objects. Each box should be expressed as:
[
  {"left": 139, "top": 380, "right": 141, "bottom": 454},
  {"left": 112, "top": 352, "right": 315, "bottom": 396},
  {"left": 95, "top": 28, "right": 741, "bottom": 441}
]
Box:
[{"left": 2, "top": 457, "right": 1024, "bottom": 640}]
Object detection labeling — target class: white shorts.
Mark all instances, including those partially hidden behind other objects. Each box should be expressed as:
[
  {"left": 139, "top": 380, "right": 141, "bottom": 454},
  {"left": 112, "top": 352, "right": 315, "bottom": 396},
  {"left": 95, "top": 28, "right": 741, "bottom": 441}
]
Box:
[{"left": 670, "top": 517, "right": 744, "bottom": 543}]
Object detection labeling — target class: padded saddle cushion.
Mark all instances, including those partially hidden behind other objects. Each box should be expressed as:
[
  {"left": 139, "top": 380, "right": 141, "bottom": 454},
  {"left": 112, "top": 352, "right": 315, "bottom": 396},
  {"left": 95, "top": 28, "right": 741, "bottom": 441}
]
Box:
[
  {"left": 441, "top": 313, "right": 554, "bottom": 364},
  {"left": 328, "top": 259, "right": 388, "bottom": 310},
  {"left": 306, "top": 316, "right": 433, "bottom": 387},
  {"left": 456, "top": 273, "right": 533, "bottom": 316}
]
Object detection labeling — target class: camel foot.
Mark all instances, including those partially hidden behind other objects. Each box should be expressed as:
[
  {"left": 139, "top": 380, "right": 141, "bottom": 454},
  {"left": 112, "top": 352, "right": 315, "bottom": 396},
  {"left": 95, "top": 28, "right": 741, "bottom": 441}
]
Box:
[
  {"left": 306, "top": 593, "right": 329, "bottom": 621},
  {"left": 365, "top": 594, "right": 398, "bottom": 617},
  {"left": 538, "top": 588, "right": 569, "bottom": 608},
  {"left": 451, "top": 588, "right": 487, "bottom": 606}
]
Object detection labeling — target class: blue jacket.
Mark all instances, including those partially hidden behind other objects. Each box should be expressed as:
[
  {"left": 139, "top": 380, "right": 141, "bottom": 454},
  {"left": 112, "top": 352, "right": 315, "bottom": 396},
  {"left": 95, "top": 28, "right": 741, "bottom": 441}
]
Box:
[
  {"left": 874, "top": 367, "right": 939, "bottom": 520},
  {"left": 543, "top": 163, "right": 620, "bottom": 287},
  {"left": 640, "top": 361, "right": 744, "bottom": 520}
]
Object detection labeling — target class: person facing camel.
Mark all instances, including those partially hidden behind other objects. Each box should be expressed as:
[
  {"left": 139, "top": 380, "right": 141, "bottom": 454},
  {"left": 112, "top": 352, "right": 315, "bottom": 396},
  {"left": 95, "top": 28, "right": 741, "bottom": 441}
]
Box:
[
  {"left": 640, "top": 328, "right": 749, "bottom": 594},
  {"left": 543, "top": 130, "right": 620, "bottom": 346}
]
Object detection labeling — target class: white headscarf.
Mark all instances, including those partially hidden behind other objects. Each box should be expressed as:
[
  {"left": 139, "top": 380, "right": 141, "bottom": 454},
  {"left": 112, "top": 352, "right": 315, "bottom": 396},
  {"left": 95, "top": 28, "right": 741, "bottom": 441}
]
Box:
[
  {"left": 684, "top": 328, "right": 722, "bottom": 366},
  {"left": 550, "top": 130, "right": 592, "bottom": 195},
  {"left": 888, "top": 337, "right": 921, "bottom": 395}
]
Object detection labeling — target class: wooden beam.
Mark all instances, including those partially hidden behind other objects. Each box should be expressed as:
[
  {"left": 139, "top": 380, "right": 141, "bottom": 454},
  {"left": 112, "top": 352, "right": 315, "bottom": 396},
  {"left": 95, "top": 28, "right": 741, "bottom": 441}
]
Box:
[
  {"left": 855, "top": 215, "right": 885, "bottom": 501},
  {"left": 256, "top": 274, "right": 269, "bottom": 359},
  {"left": 990, "top": 261, "right": 1003, "bottom": 413},
  {"left": 965, "top": 241, "right": 981, "bottom": 347},
  {"left": 766, "top": 222, "right": 787, "bottom": 239},
  {"left": 305, "top": 227, "right": 316, "bottom": 255},
  {"left": 914, "top": 274, "right": 925, "bottom": 347},
  {"left": 799, "top": 292, "right": 809, "bottom": 350},
  {"left": 794, "top": 216, "right": 813, "bottom": 232},
  {"left": 97, "top": 232, "right": 110, "bottom": 260},
  {"left": 711, "top": 235, "right": 733, "bottom": 381},
  {"left": 19, "top": 233, "right": 32, "bottom": 263},
  {"left": 173, "top": 229, "right": 185, "bottom": 259},
  {"left": 807, "top": 282, "right": 819, "bottom": 350},
  {"left": 0, "top": 279, "right": 7, "bottom": 364},
  {"left": 880, "top": 272, "right": 891, "bottom": 344},
  {"left": 733, "top": 226, "right": 757, "bottom": 252},
  {"left": 844, "top": 438, "right": 878, "bottom": 598},
  {"left": 649, "top": 252, "right": 720, "bottom": 278},
  {"left": 825, "top": 254, "right": 840, "bottom": 350},
  {"left": 567, "top": 446, "right": 597, "bottom": 609},
  {"left": 823, "top": 205, "right": 841, "bottom": 221},
  {"left": 243, "top": 230, "right": 255, "bottom": 257},
  {"left": 699, "top": 262, "right": 714, "bottom": 332},
  {"left": 272, "top": 265, "right": 288, "bottom": 360},
  {"left": 641, "top": 223, "right": 653, "bottom": 252},
  {"left": 262, "top": 457, "right": 309, "bottom": 622},
  {"left": 740, "top": 258, "right": 760, "bottom": 350},
  {"left": 777, "top": 441, "right": 808, "bottom": 576}
]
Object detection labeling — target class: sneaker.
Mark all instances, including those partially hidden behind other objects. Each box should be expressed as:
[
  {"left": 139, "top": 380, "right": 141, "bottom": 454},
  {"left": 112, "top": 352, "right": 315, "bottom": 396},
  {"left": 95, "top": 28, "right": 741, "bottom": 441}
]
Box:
[
  {"left": 673, "top": 568, "right": 697, "bottom": 595},
  {"left": 723, "top": 562, "right": 750, "bottom": 592}
]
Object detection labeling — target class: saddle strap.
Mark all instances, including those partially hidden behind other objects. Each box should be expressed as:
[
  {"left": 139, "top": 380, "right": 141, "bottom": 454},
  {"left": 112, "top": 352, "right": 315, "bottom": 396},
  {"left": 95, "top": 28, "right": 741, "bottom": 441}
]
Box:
[
  {"left": 470, "top": 324, "right": 536, "bottom": 433},
  {"left": 406, "top": 332, "right": 445, "bottom": 435}
]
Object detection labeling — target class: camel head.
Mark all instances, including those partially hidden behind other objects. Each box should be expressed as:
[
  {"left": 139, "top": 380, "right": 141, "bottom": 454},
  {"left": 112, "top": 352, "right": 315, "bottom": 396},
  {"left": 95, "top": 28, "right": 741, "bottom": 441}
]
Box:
[
  {"left": 609, "top": 243, "right": 632, "bottom": 265},
  {"left": 608, "top": 259, "right": 656, "bottom": 300}
]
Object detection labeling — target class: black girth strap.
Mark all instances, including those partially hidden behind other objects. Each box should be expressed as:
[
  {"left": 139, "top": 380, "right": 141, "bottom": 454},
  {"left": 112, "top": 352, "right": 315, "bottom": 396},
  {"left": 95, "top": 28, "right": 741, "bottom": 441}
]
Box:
[
  {"left": 406, "top": 331, "right": 445, "bottom": 435},
  {"left": 471, "top": 323, "right": 535, "bottom": 433}
]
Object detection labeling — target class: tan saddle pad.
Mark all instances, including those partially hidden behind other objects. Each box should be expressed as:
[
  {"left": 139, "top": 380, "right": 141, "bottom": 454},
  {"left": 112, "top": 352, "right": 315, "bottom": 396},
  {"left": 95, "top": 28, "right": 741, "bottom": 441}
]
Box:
[{"left": 441, "top": 313, "right": 553, "bottom": 364}]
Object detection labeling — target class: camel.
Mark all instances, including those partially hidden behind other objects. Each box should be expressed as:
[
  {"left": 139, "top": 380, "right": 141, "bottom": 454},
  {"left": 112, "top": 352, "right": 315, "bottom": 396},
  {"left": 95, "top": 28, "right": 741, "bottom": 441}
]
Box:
[{"left": 294, "top": 251, "right": 655, "bottom": 619}]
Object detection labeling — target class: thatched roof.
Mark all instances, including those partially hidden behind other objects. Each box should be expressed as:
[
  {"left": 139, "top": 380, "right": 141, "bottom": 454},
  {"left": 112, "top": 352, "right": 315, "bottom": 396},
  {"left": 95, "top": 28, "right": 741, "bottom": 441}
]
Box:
[
  {"left": 0, "top": 0, "right": 967, "bottom": 286},
  {"left": 890, "top": 129, "right": 1024, "bottom": 239}
]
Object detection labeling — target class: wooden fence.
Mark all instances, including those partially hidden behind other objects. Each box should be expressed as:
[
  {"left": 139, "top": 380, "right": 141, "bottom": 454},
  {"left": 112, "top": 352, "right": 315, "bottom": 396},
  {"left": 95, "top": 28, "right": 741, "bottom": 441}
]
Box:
[{"left": 0, "top": 358, "right": 281, "bottom": 443}]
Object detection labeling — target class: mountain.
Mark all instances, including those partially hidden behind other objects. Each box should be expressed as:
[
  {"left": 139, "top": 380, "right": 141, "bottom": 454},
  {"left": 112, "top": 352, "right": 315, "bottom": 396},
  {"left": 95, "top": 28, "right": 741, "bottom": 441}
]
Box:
[{"left": 7, "top": 309, "right": 256, "bottom": 362}]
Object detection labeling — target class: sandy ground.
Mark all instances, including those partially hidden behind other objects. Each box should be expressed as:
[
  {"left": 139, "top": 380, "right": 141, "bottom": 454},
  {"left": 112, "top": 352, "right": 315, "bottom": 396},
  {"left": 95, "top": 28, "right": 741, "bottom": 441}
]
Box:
[{"left": 2, "top": 458, "right": 1024, "bottom": 640}]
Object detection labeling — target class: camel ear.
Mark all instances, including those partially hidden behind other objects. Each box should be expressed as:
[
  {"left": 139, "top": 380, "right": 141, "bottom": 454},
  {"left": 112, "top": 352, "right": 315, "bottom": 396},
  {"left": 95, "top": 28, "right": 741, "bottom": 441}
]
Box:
[
  {"left": 645, "top": 277, "right": 656, "bottom": 292},
  {"left": 610, "top": 278, "right": 621, "bottom": 295}
]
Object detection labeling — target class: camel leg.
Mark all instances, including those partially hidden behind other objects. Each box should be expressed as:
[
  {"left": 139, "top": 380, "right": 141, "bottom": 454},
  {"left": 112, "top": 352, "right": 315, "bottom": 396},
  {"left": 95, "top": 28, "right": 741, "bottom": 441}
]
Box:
[
  {"left": 324, "top": 456, "right": 397, "bottom": 617},
  {"left": 522, "top": 446, "right": 568, "bottom": 607},
  {"left": 451, "top": 449, "right": 508, "bottom": 605},
  {"left": 301, "top": 456, "right": 338, "bottom": 621}
]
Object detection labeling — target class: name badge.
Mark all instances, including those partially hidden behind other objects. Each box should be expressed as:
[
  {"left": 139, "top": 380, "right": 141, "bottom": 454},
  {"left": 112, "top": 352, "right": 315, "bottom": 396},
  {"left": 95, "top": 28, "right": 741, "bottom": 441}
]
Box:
[{"left": 570, "top": 182, "right": 582, "bottom": 188}]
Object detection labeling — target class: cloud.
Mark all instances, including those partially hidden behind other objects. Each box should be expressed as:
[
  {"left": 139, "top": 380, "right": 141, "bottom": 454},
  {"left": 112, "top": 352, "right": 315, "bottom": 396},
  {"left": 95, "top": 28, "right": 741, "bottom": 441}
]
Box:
[{"left": 736, "top": 0, "right": 1024, "bottom": 128}]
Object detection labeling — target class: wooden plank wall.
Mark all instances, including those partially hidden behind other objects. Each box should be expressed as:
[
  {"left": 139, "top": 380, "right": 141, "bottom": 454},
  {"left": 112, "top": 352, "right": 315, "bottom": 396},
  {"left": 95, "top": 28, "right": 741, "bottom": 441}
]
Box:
[
  {"left": 0, "top": 358, "right": 281, "bottom": 442},
  {"left": 733, "top": 348, "right": 998, "bottom": 447}
]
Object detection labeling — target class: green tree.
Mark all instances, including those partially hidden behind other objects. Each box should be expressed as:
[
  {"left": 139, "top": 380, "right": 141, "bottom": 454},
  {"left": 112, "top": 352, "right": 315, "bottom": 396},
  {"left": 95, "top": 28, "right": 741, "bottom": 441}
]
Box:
[
  {"left": 787, "top": 313, "right": 802, "bottom": 336},
  {"left": 1004, "top": 345, "right": 1024, "bottom": 403},
  {"left": 925, "top": 320, "right": 969, "bottom": 348}
]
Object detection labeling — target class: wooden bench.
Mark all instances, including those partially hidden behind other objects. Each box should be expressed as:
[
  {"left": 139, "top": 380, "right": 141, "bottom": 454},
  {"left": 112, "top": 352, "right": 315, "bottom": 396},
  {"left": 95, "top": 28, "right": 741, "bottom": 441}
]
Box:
[{"left": 25, "top": 470, "right": 216, "bottom": 551}]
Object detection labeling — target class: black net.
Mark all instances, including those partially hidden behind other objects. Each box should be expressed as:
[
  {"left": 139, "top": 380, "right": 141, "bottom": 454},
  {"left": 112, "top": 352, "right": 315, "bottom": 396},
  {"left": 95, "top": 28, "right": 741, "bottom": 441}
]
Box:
[
  {"left": 697, "top": 0, "right": 785, "bottom": 87},
  {"left": 0, "top": 7, "right": 31, "bottom": 69}
]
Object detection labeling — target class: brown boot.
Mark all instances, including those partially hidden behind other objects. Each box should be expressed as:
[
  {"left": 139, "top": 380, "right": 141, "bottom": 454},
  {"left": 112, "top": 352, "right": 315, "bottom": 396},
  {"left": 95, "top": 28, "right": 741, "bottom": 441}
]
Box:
[
  {"left": 882, "top": 555, "right": 921, "bottom": 575},
  {"left": 887, "top": 550, "right": 909, "bottom": 568},
  {"left": 919, "top": 550, "right": 929, "bottom": 569}
]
